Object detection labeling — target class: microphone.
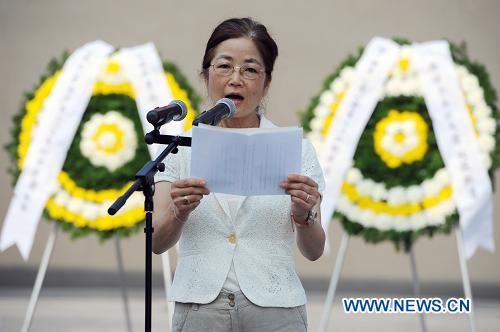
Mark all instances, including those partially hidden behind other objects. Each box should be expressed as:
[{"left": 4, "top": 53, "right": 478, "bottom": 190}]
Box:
[
  {"left": 192, "top": 98, "right": 236, "bottom": 126},
  {"left": 146, "top": 99, "right": 187, "bottom": 126}
]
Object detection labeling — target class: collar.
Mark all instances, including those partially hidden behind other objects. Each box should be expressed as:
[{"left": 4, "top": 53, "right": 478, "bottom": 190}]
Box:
[{"left": 257, "top": 113, "right": 277, "bottom": 129}]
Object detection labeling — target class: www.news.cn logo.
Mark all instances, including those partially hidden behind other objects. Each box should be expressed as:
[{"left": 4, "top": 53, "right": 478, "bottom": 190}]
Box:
[{"left": 342, "top": 297, "right": 471, "bottom": 314}]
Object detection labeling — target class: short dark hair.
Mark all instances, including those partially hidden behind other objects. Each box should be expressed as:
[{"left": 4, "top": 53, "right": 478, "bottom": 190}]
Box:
[{"left": 201, "top": 17, "right": 279, "bottom": 85}]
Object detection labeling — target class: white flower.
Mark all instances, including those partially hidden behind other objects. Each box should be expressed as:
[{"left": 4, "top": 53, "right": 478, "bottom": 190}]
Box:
[
  {"left": 92, "top": 154, "right": 107, "bottom": 166},
  {"left": 54, "top": 190, "right": 71, "bottom": 206},
  {"left": 340, "top": 67, "right": 354, "bottom": 82},
  {"left": 478, "top": 135, "right": 495, "bottom": 153},
  {"left": 424, "top": 207, "right": 445, "bottom": 226},
  {"left": 409, "top": 213, "right": 426, "bottom": 230},
  {"left": 390, "top": 64, "right": 403, "bottom": 77},
  {"left": 372, "top": 183, "right": 387, "bottom": 201},
  {"left": 483, "top": 155, "right": 492, "bottom": 169},
  {"left": 314, "top": 105, "right": 330, "bottom": 118},
  {"left": 385, "top": 79, "right": 402, "bottom": 96},
  {"left": 474, "top": 104, "right": 492, "bottom": 118},
  {"left": 477, "top": 118, "right": 496, "bottom": 135},
  {"left": 120, "top": 192, "right": 143, "bottom": 212},
  {"left": 308, "top": 132, "right": 322, "bottom": 143},
  {"left": 96, "top": 56, "right": 128, "bottom": 85},
  {"left": 82, "top": 204, "right": 100, "bottom": 220},
  {"left": 346, "top": 168, "right": 362, "bottom": 185},
  {"left": 455, "top": 65, "right": 468, "bottom": 79},
  {"left": 67, "top": 198, "right": 84, "bottom": 214},
  {"left": 422, "top": 179, "right": 441, "bottom": 198},
  {"left": 359, "top": 210, "right": 375, "bottom": 227},
  {"left": 99, "top": 201, "right": 114, "bottom": 217},
  {"left": 400, "top": 80, "right": 415, "bottom": 96},
  {"left": 393, "top": 216, "right": 411, "bottom": 232},
  {"left": 357, "top": 179, "right": 375, "bottom": 197},
  {"left": 79, "top": 111, "right": 138, "bottom": 171},
  {"left": 374, "top": 214, "right": 392, "bottom": 231},
  {"left": 350, "top": 205, "right": 362, "bottom": 223},
  {"left": 80, "top": 140, "right": 94, "bottom": 156},
  {"left": 337, "top": 195, "right": 351, "bottom": 212},
  {"left": 434, "top": 168, "right": 450, "bottom": 188},
  {"left": 311, "top": 117, "right": 324, "bottom": 132},
  {"left": 320, "top": 91, "right": 335, "bottom": 105},
  {"left": 341, "top": 200, "right": 355, "bottom": 220},
  {"left": 331, "top": 79, "right": 346, "bottom": 95},
  {"left": 402, "top": 80, "right": 419, "bottom": 95},
  {"left": 106, "top": 155, "right": 124, "bottom": 171},
  {"left": 388, "top": 186, "right": 406, "bottom": 205},
  {"left": 406, "top": 185, "right": 423, "bottom": 204},
  {"left": 400, "top": 46, "right": 412, "bottom": 58},
  {"left": 130, "top": 192, "right": 144, "bottom": 206},
  {"left": 461, "top": 75, "right": 479, "bottom": 91},
  {"left": 466, "top": 88, "right": 485, "bottom": 105},
  {"left": 441, "top": 200, "right": 456, "bottom": 215}
]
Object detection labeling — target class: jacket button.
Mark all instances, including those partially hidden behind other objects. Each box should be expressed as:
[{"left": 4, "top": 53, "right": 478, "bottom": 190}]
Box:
[
  {"left": 228, "top": 233, "right": 236, "bottom": 244},
  {"left": 229, "top": 301, "right": 235, "bottom": 307},
  {"left": 228, "top": 293, "right": 235, "bottom": 300}
]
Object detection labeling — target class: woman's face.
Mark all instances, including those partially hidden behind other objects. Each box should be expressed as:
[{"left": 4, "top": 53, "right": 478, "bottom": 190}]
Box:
[{"left": 206, "top": 37, "right": 269, "bottom": 123}]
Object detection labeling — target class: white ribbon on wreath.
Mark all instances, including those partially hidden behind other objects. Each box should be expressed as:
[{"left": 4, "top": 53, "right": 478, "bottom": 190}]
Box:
[
  {"left": 413, "top": 41, "right": 494, "bottom": 258},
  {"left": 0, "top": 41, "right": 114, "bottom": 260}
]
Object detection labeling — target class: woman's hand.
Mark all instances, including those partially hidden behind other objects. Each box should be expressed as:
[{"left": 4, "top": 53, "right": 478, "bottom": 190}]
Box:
[
  {"left": 280, "top": 173, "right": 324, "bottom": 260},
  {"left": 170, "top": 178, "right": 210, "bottom": 222},
  {"left": 280, "top": 173, "right": 320, "bottom": 220}
]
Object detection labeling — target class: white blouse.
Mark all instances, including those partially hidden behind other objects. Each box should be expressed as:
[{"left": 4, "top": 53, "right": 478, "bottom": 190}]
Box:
[
  {"left": 154, "top": 115, "right": 325, "bottom": 307},
  {"left": 219, "top": 193, "right": 245, "bottom": 292}
]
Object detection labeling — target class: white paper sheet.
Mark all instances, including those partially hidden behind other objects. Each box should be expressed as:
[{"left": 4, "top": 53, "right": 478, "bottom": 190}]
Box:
[{"left": 191, "top": 125, "right": 302, "bottom": 195}]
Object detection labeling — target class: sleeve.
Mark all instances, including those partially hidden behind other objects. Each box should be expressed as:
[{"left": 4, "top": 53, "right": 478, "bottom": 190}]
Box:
[
  {"left": 153, "top": 143, "right": 180, "bottom": 183},
  {"left": 301, "top": 138, "right": 326, "bottom": 194}
]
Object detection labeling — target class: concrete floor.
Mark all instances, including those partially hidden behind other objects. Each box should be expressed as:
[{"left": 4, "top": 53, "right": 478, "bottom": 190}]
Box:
[{"left": 0, "top": 288, "right": 499, "bottom": 332}]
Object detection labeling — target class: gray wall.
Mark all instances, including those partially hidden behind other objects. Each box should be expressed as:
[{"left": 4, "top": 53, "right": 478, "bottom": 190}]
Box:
[{"left": 1, "top": 0, "right": 499, "bottom": 291}]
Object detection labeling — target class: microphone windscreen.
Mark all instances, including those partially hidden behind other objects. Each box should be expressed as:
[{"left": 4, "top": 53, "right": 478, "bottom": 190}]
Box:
[
  {"left": 216, "top": 98, "right": 236, "bottom": 118},
  {"left": 170, "top": 99, "right": 188, "bottom": 121}
]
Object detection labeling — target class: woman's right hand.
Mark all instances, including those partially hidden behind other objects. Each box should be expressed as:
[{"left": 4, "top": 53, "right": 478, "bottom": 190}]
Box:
[{"left": 170, "top": 178, "right": 210, "bottom": 222}]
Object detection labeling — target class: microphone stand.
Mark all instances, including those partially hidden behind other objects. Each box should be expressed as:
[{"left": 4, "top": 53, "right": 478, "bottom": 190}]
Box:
[{"left": 108, "top": 128, "right": 191, "bottom": 332}]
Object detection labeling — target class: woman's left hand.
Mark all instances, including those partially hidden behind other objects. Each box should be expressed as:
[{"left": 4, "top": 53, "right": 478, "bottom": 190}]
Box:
[{"left": 280, "top": 173, "right": 320, "bottom": 220}]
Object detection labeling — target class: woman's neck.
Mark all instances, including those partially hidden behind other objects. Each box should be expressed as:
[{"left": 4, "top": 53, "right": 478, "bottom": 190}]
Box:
[{"left": 219, "top": 112, "right": 260, "bottom": 129}]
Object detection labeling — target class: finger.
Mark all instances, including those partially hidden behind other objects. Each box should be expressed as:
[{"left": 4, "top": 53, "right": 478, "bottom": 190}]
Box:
[
  {"left": 175, "top": 201, "right": 201, "bottom": 216},
  {"left": 286, "top": 174, "right": 318, "bottom": 188},
  {"left": 174, "top": 178, "right": 207, "bottom": 188},
  {"left": 182, "top": 194, "right": 204, "bottom": 204},
  {"left": 180, "top": 200, "right": 200, "bottom": 209},
  {"left": 290, "top": 196, "right": 311, "bottom": 211},
  {"left": 171, "top": 186, "right": 210, "bottom": 198},
  {"left": 174, "top": 194, "right": 204, "bottom": 206},
  {"left": 281, "top": 181, "right": 316, "bottom": 195},
  {"left": 175, "top": 196, "right": 201, "bottom": 208},
  {"left": 287, "top": 189, "right": 317, "bottom": 206}
]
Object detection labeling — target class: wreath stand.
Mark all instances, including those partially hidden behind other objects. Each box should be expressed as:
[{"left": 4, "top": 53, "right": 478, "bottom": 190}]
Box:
[
  {"left": 20, "top": 222, "right": 133, "bottom": 332},
  {"left": 318, "top": 226, "right": 477, "bottom": 332}
]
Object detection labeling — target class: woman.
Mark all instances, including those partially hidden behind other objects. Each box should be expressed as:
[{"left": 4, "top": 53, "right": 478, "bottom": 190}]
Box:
[{"left": 153, "top": 17, "right": 325, "bottom": 331}]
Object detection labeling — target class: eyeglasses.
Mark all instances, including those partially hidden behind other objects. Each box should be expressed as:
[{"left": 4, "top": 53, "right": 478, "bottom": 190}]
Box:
[{"left": 211, "top": 61, "right": 265, "bottom": 80}]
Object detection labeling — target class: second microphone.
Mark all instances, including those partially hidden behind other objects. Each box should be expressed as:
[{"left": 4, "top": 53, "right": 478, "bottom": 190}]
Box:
[{"left": 146, "top": 100, "right": 187, "bottom": 126}]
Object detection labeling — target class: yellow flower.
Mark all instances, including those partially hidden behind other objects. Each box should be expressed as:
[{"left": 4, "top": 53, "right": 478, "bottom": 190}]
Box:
[
  {"left": 340, "top": 181, "right": 452, "bottom": 217},
  {"left": 374, "top": 110, "right": 428, "bottom": 168},
  {"left": 321, "top": 91, "right": 346, "bottom": 138},
  {"left": 166, "top": 73, "right": 197, "bottom": 131}
]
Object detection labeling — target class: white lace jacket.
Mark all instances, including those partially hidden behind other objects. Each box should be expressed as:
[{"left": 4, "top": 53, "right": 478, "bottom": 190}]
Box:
[{"left": 154, "top": 115, "right": 325, "bottom": 307}]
